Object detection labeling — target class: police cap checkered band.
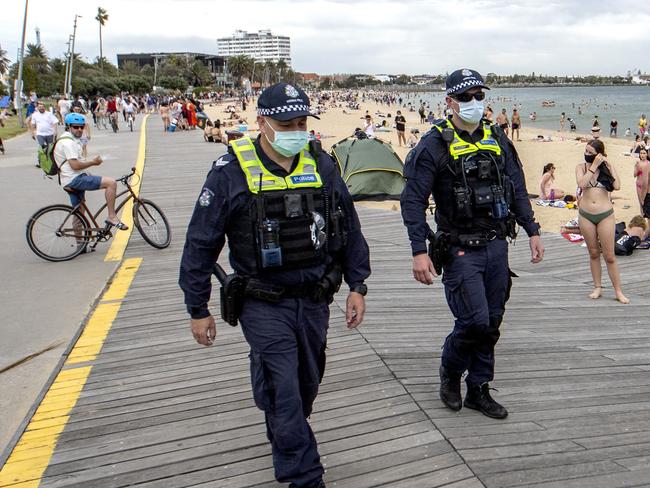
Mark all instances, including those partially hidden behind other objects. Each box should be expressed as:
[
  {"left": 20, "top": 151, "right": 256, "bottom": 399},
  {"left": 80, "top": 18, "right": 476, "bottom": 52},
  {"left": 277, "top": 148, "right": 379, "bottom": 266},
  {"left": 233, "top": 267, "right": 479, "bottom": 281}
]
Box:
[
  {"left": 445, "top": 68, "right": 490, "bottom": 96},
  {"left": 257, "top": 82, "right": 320, "bottom": 120},
  {"left": 258, "top": 104, "right": 310, "bottom": 116}
]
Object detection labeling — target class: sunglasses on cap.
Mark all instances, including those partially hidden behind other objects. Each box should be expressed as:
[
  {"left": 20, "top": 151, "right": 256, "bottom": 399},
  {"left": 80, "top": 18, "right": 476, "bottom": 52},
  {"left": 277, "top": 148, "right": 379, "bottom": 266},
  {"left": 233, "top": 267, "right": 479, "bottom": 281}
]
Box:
[
  {"left": 452, "top": 91, "right": 486, "bottom": 103},
  {"left": 70, "top": 125, "right": 85, "bottom": 129}
]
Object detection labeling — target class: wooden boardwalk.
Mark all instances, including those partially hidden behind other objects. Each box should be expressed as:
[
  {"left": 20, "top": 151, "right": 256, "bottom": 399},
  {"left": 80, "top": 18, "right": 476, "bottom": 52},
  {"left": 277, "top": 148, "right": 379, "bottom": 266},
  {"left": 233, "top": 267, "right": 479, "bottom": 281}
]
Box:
[{"left": 4, "top": 119, "right": 650, "bottom": 487}]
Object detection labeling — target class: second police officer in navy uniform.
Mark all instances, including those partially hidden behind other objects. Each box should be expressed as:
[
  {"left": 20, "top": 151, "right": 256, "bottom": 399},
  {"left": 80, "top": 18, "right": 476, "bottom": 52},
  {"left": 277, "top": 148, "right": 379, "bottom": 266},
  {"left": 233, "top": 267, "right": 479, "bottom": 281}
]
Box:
[
  {"left": 401, "top": 69, "right": 545, "bottom": 419},
  {"left": 179, "top": 83, "right": 370, "bottom": 488}
]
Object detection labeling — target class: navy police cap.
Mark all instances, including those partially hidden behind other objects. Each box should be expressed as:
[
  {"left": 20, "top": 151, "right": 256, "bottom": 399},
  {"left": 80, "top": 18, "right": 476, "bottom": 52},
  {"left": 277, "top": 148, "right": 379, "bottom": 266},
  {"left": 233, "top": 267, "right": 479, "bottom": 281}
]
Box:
[
  {"left": 257, "top": 82, "right": 319, "bottom": 121},
  {"left": 445, "top": 68, "right": 490, "bottom": 96}
]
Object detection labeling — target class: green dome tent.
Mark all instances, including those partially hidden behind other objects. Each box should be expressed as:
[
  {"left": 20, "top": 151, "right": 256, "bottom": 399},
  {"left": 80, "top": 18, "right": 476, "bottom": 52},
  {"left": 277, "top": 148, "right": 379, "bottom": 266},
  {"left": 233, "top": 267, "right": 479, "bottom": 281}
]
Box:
[{"left": 330, "top": 137, "right": 406, "bottom": 200}]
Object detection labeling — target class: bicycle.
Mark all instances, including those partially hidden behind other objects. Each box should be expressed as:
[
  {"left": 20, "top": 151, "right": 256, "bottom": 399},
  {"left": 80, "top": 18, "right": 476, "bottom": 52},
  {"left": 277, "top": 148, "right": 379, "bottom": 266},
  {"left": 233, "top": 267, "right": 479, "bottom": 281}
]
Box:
[
  {"left": 26, "top": 167, "right": 171, "bottom": 262},
  {"left": 127, "top": 112, "right": 135, "bottom": 132},
  {"left": 109, "top": 112, "right": 119, "bottom": 133}
]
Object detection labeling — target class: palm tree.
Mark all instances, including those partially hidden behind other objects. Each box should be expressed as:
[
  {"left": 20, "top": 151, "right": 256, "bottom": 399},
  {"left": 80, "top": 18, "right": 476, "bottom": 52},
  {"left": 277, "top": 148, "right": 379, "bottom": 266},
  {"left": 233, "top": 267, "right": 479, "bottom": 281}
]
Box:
[
  {"left": 264, "top": 59, "right": 276, "bottom": 85},
  {"left": 26, "top": 43, "right": 46, "bottom": 59},
  {"left": 95, "top": 7, "right": 109, "bottom": 71},
  {"left": 0, "top": 44, "right": 10, "bottom": 75},
  {"left": 276, "top": 59, "right": 287, "bottom": 82},
  {"left": 227, "top": 55, "right": 253, "bottom": 86}
]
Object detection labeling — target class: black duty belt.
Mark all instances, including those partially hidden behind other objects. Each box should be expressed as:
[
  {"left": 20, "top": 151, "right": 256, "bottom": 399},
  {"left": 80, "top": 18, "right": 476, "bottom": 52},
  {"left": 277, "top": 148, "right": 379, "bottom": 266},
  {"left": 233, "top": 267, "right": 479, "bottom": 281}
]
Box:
[
  {"left": 245, "top": 278, "right": 318, "bottom": 302},
  {"left": 448, "top": 228, "right": 506, "bottom": 247}
]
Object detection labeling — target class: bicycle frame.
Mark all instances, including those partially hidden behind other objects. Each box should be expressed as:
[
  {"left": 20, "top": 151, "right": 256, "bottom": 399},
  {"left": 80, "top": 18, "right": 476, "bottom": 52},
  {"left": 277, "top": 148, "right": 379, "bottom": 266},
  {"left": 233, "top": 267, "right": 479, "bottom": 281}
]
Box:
[{"left": 75, "top": 185, "right": 139, "bottom": 231}]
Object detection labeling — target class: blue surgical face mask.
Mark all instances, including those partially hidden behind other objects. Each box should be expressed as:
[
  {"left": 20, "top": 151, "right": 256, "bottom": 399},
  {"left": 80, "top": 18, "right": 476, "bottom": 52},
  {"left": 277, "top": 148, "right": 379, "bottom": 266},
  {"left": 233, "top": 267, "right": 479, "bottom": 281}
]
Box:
[
  {"left": 264, "top": 119, "right": 308, "bottom": 157},
  {"left": 455, "top": 98, "right": 485, "bottom": 125}
]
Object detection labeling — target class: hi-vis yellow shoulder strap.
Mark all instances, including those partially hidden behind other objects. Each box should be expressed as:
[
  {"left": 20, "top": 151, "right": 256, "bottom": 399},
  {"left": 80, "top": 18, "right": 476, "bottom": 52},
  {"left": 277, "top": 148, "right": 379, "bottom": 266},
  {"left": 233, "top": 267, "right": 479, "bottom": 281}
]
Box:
[
  {"left": 230, "top": 137, "right": 323, "bottom": 193},
  {"left": 435, "top": 119, "right": 502, "bottom": 160}
]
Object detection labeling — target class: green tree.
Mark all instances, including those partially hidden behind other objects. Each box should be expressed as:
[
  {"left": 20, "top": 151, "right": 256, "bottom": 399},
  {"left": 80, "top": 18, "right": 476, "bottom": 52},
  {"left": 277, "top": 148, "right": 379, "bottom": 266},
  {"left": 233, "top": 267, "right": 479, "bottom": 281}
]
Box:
[
  {"left": 26, "top": 43, "right": 47, "bottom": 59},
  {"left": 9, "top": 62, "right": 38, "bottom": 94},
  {"left": 158, "top": 75, "right": 186, "bottom": 91},
  {"left": 227, "top": 55, "right": 253, "bottom": 85},
  {"left": 188, "top": 60, "right": 212, "bottom": 87},
  {"left": 0, "top": 43, "right": 10, "bottom": 75},
  {"left": 120, "top": 60, "right": 140, "bottom": 75},
  {"left": 276, "top": 59, "right": 287, "bottom": 81},
  {"left": 95, "top": 7, "right": 109, "bottom": 71},
  {"left": 263, "top": 59, "right": 276, "bottom": 84}
]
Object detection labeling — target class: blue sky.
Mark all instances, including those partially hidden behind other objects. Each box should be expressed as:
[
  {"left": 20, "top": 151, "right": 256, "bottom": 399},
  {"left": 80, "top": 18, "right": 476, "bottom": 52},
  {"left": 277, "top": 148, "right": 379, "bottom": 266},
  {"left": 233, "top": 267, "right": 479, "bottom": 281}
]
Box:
[{"left": 2, "top": 0, "right": 645, "bottom": 76}]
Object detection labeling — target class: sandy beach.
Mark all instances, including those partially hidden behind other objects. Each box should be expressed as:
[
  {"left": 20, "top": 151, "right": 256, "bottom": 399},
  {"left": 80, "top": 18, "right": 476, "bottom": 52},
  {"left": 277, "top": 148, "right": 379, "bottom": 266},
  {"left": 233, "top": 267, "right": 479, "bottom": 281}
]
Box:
[{"left": 204, "top": 96, "right": 642, "bottom": 234}]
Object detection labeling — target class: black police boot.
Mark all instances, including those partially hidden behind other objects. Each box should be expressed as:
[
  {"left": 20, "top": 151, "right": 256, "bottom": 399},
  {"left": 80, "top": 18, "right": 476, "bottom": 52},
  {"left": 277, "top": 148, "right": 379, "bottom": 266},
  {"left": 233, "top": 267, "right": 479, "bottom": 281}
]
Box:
[
  {"left": 464, "top": 383, "right": 508, "bottom": 419},
  {"left": 439, "top": 366, "right": 462, "bottom": 411}
]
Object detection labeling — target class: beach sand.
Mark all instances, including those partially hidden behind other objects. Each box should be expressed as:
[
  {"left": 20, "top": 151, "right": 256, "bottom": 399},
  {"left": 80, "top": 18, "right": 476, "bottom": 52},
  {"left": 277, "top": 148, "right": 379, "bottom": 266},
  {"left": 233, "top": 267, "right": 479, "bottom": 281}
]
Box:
[{"left": 204, "top": 97, "right": 641, "bottom": 234}]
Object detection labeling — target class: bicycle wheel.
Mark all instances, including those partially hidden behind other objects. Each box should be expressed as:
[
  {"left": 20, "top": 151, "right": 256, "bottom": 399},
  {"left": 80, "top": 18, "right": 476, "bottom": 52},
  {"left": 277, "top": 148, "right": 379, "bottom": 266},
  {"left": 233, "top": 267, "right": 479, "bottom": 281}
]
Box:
[
  {"left": 26, "top": 205, "right": 92, "bottom": 262},
  {"left": 133, "top": 199, "right": 171, "bottom": 249},
  {"left": 129, "top": 118, "right": 134, "bottom": 131},
  {"left": 111, "top": 116, "right": 118, "bottom": 133}
]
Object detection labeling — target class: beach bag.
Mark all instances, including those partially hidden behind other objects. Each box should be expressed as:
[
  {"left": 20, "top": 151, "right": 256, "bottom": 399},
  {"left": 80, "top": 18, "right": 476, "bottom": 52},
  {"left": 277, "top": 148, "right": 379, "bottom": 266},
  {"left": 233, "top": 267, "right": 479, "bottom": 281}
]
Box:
[
  {"left": 615, "top": 232, "right": 640, "bottom": 256},
  {"left": 37, "top": 135, "right": 73, "bottom": 177}
]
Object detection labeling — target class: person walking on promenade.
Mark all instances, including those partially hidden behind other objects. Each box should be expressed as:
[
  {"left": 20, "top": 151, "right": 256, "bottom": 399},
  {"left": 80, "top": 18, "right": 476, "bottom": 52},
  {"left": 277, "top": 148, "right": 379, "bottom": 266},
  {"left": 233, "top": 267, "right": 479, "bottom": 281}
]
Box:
[
  {"left": 400, "top": 68, "right": 544, "bottom": 419},
  {"left": 575, "top": 139, "right": 628, "bottom": 303},
  {"left": 28, "top": 100, "right": 58, "bottom": 167},
  {"left": 179, "top": 82, "right": 371, "bottom": 488}
]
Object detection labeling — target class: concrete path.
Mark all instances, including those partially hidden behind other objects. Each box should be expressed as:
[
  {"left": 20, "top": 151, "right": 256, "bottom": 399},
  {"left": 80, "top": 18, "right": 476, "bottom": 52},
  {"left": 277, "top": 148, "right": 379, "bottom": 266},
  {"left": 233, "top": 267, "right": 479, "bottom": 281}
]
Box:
[{"left": 0, "top": 117, "right": 148, "bottom": 452}]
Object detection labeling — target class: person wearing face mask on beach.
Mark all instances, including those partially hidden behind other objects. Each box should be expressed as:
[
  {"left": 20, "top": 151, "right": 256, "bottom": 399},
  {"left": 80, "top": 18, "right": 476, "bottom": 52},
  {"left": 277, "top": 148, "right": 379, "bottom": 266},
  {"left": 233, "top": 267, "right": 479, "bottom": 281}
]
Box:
[
  {"left": 179, "top": 83, "right": 370, "bottom": 488},
  {"left": 400, "top": 68, "right": 544, "bottom": 420}
]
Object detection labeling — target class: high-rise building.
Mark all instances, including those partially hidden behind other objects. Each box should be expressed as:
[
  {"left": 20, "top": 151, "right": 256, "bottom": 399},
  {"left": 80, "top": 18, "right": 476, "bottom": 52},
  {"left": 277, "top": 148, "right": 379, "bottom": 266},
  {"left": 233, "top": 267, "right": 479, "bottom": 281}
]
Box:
[{"left": 217, "top": 30, "right": 291, "bottom": 66}]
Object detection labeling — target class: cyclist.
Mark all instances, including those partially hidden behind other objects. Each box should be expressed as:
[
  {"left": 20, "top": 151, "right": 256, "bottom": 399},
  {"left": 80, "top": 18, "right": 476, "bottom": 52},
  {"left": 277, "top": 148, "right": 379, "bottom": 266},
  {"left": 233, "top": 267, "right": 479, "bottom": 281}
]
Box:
[
  {"left": 106, "top": 95, "right": 119, "bottom": 131},
  {"left": 123, "top": 97, "right": 137, "bottom": 128},
  {"left": 54, "top": 113, "right": 128, "bottom": 230},
  {"left": 94, "top": 97, "right": 108, "bottom": 129}
]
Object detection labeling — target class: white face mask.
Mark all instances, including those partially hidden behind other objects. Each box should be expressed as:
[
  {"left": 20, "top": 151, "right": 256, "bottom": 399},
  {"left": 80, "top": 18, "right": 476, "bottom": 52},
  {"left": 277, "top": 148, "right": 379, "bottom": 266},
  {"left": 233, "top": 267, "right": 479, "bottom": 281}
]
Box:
[{"left": 455, "top": 98, "right": 485, "bottom": 125}]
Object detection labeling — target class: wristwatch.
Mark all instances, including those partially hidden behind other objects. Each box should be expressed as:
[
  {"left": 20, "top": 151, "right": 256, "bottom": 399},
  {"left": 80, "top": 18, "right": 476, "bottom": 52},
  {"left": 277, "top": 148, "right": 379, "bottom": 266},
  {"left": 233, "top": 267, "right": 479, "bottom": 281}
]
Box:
[{"left": 350, "top": 284, "right": 368, "bottom": 296}]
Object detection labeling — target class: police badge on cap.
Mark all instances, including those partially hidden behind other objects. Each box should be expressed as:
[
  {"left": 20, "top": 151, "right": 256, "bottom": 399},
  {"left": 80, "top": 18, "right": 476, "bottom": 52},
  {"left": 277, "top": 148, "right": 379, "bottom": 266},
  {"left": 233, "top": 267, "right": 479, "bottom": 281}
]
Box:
[
  {"left": 258, "top": 82, "right": 320, "bottom": 121},
  {"left": 445, "top": 68, "right": 490, "bottom": 96}
]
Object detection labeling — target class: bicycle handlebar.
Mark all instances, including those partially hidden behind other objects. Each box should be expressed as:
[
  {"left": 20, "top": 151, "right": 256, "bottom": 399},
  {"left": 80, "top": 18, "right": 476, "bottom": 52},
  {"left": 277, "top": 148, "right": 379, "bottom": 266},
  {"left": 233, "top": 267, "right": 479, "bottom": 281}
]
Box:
[{"left": 117, "top": 167, "right": 137, "bottom": 185}]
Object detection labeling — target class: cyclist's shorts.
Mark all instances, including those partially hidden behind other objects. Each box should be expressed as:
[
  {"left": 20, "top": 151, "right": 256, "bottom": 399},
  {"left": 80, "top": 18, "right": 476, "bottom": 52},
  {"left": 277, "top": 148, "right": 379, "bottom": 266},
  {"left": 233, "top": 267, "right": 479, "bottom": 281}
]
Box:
[{"left": 65, "top": 173, "right": 102, "bottom": 206}]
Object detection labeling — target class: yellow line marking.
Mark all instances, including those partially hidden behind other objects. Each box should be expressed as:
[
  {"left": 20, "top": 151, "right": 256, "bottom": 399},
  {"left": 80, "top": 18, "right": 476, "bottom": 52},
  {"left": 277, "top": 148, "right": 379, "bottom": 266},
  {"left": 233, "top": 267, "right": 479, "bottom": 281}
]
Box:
[
  {"left": 0, "top": 257, "right": 143, "bottom": 487},
  {"left": 105, "top": 115, "right": 149, "bottom": 262},
  {"left": 67, "top": 258, "right": 142, "bottom": 365}
]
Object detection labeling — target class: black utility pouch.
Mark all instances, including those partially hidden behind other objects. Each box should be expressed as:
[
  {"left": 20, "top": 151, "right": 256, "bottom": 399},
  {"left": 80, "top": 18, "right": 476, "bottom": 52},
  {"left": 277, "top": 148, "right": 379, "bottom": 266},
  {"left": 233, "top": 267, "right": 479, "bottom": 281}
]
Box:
[
  {"left": 219, "top": 274, "right": 247, "bottom": 327},
  {"left": 474, "top": 184, "right": 494, "bottom": 208}
]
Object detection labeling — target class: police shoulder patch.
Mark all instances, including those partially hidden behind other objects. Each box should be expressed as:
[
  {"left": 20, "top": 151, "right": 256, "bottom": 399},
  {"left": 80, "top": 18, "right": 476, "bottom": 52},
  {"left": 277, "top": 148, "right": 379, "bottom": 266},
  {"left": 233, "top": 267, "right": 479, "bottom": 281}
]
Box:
[
  {"left": 214, "top": 155, "right": 230, "bottom": 167},
  {"left": 199, "top": 188, "right": 214, "bottom": 207}
]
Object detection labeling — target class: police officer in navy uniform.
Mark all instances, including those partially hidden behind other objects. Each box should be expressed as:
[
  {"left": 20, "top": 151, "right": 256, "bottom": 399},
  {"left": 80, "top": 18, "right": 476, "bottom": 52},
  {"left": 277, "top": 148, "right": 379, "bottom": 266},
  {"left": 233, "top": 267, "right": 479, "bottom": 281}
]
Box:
[
  {"left": 400, "top": 69, "right": 544, "bottom": 419},
  {"left": 179, "top": 83, "right": 370, "bottom": 488}
]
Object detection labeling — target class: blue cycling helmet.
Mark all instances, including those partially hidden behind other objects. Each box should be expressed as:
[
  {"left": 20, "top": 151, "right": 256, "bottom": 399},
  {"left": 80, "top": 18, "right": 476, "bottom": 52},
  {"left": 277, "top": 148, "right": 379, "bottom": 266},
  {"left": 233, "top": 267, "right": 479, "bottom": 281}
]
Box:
[{"left": 64, "top": 113, "right": 86, "bottom": 126}]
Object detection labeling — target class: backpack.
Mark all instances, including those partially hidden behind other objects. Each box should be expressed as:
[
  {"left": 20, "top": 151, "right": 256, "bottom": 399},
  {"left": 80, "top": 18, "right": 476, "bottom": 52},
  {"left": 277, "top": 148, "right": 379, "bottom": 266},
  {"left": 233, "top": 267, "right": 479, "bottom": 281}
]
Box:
[{"left": 37, "top": 135, "right": 73, "bottom": 177}]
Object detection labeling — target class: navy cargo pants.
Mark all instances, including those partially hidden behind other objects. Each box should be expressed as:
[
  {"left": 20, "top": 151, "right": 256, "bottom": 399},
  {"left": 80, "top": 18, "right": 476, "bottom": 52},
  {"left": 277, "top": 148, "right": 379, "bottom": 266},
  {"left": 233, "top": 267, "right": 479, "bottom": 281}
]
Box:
[
  {"left": 239, "top": 297, "right": 329, "bottom": 488},
  {"left": 441, "top": 238, "right": 512, "bottom": 386}
]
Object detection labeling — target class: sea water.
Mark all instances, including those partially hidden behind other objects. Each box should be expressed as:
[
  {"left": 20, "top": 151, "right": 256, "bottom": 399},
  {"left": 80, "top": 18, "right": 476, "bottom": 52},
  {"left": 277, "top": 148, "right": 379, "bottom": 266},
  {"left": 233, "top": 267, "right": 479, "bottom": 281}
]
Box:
[{"left": 407, "top": 85, "right": 650, "bottom": 137}]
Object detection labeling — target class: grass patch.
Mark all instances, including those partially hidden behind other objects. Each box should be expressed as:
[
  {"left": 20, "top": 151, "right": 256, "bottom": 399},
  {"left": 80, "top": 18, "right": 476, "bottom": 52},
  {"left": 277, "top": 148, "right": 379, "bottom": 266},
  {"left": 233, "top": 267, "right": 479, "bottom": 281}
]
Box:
[{"left": 0, "top": 113, "right": 28, "bottom": 141}]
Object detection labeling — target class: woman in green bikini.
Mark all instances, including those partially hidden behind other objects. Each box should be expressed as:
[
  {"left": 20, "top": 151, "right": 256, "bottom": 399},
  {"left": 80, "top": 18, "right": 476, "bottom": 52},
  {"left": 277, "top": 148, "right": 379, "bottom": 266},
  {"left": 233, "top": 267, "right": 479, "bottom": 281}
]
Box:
[{"left": 575, "top": 139, "right": 629, "bottom": 303}]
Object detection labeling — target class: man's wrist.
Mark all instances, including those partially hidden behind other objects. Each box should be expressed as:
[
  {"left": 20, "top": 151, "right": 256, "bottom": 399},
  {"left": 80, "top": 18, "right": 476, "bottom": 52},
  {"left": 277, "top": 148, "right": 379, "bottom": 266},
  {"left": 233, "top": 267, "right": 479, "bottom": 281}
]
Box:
[
  {"left": 349, "top": 283, "right": 368, "bottom": 296},
  {"left": 189, "top": 307, "right": 211, "bottom": 320}
]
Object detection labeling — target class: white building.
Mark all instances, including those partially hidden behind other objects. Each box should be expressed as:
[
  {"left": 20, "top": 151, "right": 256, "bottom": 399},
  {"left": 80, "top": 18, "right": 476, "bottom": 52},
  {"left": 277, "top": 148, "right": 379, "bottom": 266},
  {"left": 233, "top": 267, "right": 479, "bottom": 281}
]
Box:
[{"left": 217, "top": 30, "right": 291, "bottom": 66}]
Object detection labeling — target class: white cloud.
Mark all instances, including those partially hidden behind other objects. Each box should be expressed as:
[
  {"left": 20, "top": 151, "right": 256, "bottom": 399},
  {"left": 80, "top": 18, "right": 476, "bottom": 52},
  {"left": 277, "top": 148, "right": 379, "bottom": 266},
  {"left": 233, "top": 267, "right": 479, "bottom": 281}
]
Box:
[{"left": 1, "top": 0, "right": 646, "bottom": 75}]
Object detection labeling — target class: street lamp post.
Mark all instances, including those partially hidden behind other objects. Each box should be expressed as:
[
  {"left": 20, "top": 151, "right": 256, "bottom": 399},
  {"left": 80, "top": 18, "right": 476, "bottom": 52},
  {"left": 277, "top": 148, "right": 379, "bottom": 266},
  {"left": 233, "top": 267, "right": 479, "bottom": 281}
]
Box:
[
  {"left": 16, "top": 0, "right": 29, "bottom": 127},
  {"left": 66, "top": 14, "right": 81, "bottom": 98},
  {"left": 63, "top": 36, "right": 72, "bottom": 96}
]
